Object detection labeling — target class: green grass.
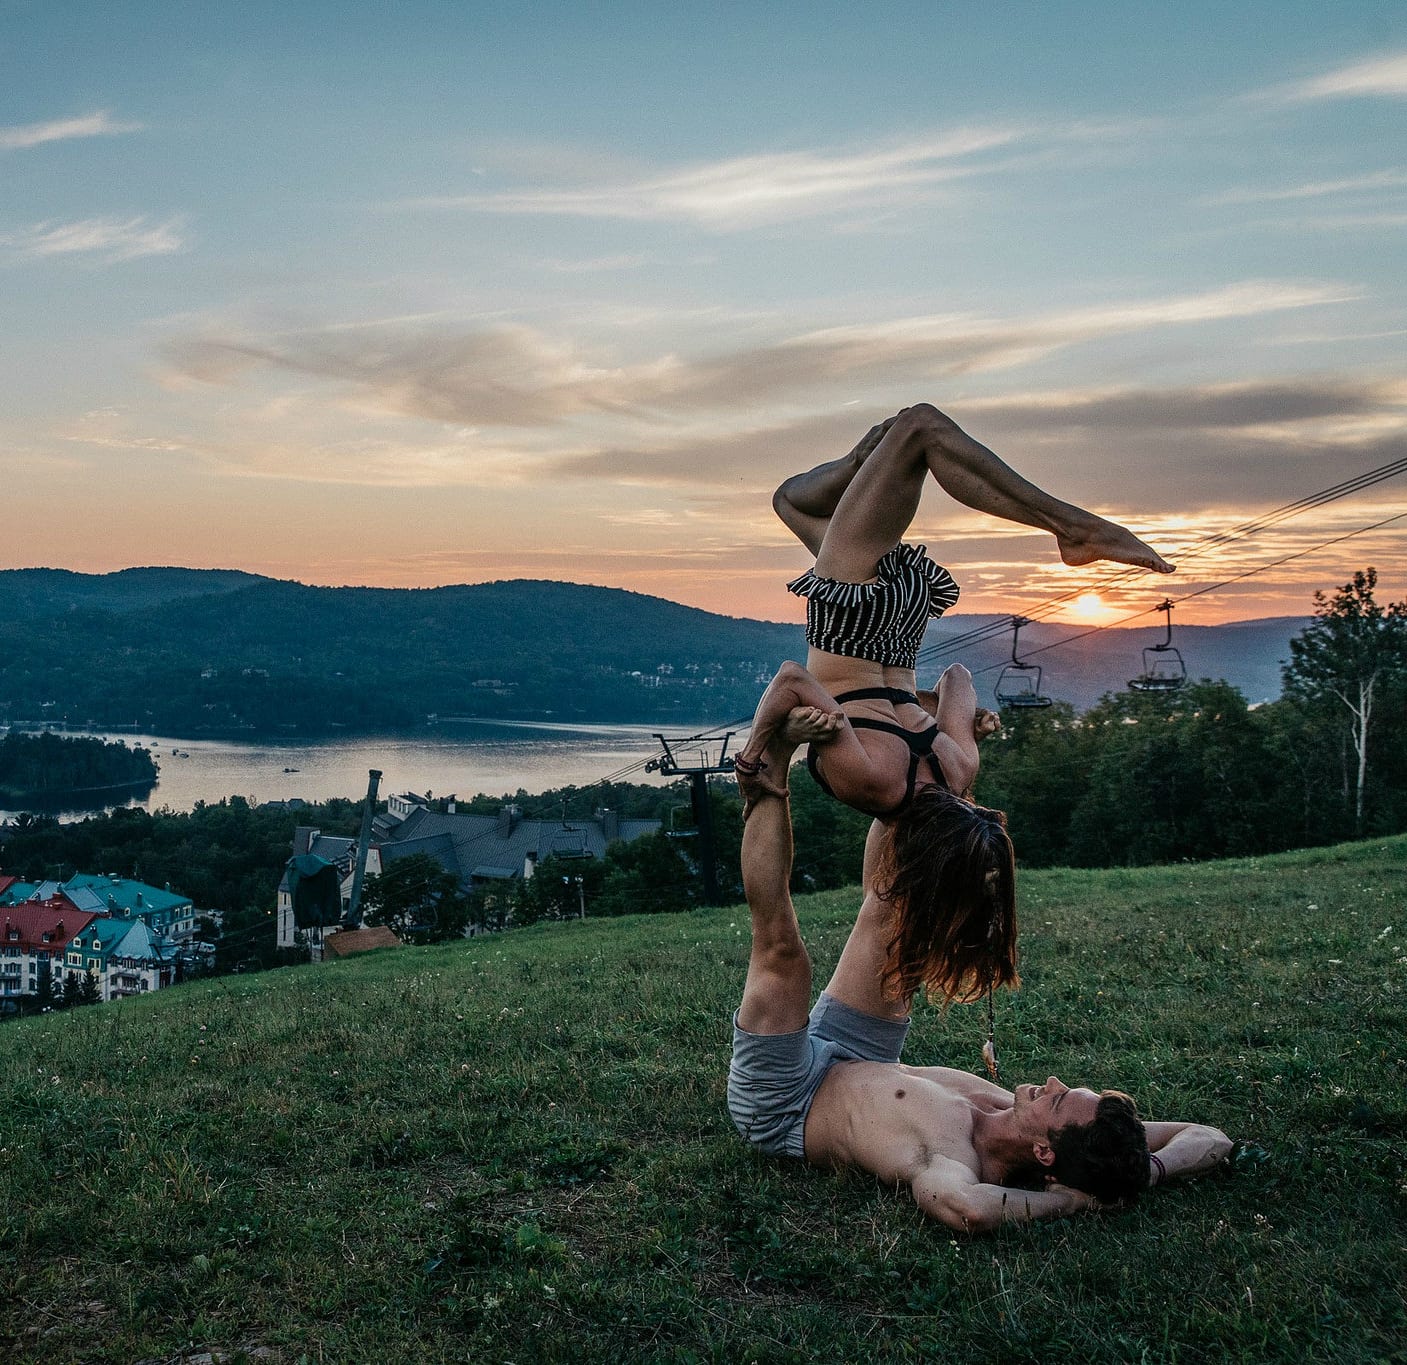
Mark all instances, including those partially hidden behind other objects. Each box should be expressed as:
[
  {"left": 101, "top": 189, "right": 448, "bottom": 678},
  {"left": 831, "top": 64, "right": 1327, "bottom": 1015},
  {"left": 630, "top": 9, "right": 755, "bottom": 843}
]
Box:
[{"left": 3, "top": 838, "right": 1406, "bottom": 1364}]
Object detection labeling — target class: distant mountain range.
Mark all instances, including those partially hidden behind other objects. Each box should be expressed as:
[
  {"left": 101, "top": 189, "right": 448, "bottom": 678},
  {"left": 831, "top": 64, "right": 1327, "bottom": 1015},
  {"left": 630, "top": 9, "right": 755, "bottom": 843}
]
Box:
[{"left": 0, "top": 567, "right": 1309, "bottom": 736}]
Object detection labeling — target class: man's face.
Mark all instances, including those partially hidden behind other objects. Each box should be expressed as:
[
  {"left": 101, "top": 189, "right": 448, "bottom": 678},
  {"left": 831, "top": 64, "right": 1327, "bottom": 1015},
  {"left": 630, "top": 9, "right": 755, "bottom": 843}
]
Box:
[{"left": 1013, "top": 1075, "right": 1102, "bottom": 1144}]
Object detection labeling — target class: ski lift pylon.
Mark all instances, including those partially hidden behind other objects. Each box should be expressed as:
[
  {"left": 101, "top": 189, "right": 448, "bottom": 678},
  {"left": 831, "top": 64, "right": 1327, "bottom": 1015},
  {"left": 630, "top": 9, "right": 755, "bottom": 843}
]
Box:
[
  {"left": 1129, "top": 599, "right": 1187, "bottom": 692},
  {"left": 995, "top": 616, "right": 1053, "bottom": 710}
]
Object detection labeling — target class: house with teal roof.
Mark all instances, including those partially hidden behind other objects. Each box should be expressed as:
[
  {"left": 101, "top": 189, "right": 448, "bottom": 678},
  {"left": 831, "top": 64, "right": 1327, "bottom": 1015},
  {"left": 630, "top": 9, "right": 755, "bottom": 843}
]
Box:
[
  {"left": 104, "top": 918, "right": 178, "bottom": 1000},
  {"left": 64, "top": 914, "right": 178, "bottom": 1002},
  {"left": 59, "top": 874, "right": 197, "bottom": 940},
  {"left": 3, "top": 874, "right": 197, "bottom": 939}
]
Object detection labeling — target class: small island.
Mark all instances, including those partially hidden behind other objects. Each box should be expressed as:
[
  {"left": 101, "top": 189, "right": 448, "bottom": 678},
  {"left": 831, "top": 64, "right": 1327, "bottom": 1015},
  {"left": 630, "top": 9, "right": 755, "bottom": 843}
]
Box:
[{"left": 0, "top": 731, "right": 158, "bottom": 807}]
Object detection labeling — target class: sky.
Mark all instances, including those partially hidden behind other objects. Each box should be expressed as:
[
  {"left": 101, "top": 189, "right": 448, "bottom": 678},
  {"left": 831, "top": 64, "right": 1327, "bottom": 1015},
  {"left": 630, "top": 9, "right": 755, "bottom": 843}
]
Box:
[{"left": 3, "top": 0, "right": 1406, "bottom": 628}]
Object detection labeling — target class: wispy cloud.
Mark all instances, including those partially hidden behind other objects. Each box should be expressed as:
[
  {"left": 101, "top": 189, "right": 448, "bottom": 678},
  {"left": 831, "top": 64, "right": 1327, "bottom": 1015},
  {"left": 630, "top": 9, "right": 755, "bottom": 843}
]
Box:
[
  {"left": 960, "top": 377, "right": 1407, "bottom": 432},
  {"left": 400, "top": 127, "right": 1025, "bottom": 228},
  {"left": 0, "top": 110, "right": 144, "bottom": 151},
  {"left": 545, "top": 381, "right": 1407, "bottom": 503},
  {"left": 1256, "top": 50, "right": 1407, "bottom": 103},
  {"left": 163, "top": 281, "right": 1347, "bottom": 429},
  {"left": 1206, "top": 169, "right": 1407, "bottom": 205},
  {"left": 0, "top": 216, "right": 185, "bottom": 263}
]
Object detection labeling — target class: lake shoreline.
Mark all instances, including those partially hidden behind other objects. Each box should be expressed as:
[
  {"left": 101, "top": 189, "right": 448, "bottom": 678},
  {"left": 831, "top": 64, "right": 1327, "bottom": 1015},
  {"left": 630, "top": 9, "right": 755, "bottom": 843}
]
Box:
[{"left": 0, "top": 720, "right": 729, "bottom": 822}]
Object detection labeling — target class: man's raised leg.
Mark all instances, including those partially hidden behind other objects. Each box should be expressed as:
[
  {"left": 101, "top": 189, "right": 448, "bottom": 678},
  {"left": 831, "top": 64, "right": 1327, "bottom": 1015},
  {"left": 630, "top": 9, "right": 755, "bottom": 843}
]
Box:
[{"left": 735, "top": 728, "right": 824, "bottom": 1035}]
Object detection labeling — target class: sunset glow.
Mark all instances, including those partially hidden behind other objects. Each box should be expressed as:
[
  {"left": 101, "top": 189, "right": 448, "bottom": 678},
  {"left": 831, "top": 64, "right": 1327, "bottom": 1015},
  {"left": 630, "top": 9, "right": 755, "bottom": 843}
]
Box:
[{"left": 4, "top": 4, "right": 1405, "bottom": 625}]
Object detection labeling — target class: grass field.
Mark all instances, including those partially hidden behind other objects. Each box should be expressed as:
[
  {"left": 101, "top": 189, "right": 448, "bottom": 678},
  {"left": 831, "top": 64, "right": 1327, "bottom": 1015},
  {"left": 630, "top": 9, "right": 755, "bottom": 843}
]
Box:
[{"left": 3, "top": 837, "right": 1405, "bottom": 1364}]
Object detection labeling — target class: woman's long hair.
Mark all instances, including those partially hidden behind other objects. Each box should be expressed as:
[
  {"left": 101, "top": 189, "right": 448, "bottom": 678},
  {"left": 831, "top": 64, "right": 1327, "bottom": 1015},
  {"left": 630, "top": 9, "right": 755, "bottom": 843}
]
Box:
[{"left": 875, "top": 786, "right": 1019, "bottom": 1006}]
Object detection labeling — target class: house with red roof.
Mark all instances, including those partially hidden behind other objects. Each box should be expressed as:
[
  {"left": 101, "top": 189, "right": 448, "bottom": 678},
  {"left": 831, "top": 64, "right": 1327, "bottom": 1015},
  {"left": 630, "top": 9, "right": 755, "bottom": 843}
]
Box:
[{"left": 0, "top": 900, "right": 97, "bottom": 1004}]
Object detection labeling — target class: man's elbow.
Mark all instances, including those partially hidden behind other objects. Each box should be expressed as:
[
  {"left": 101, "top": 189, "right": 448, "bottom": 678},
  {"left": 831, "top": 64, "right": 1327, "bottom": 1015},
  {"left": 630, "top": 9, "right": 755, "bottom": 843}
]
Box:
[
  {"left": 924, "top": 1191, "right": 1000, "bottom": 1235},
  {"left": 1201, "top": 1127, "right": 1234, "bottom": 1165}
]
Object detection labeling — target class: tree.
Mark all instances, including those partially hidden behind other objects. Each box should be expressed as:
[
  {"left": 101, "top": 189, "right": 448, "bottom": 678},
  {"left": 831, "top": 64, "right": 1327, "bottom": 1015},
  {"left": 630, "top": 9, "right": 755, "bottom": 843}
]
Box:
[
  {"left": 362, "top": 852, "right": 472, "bottom": 942},
  {"left": 1283, "top": 568, "right": 1407, "bottom": 836}
]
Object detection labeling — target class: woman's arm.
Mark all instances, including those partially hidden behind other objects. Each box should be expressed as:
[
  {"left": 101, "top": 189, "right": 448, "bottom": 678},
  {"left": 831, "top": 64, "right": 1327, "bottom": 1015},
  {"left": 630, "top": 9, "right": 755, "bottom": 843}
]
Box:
[{"left": 736, "top": 661, "right": 910, "bottom": 814}]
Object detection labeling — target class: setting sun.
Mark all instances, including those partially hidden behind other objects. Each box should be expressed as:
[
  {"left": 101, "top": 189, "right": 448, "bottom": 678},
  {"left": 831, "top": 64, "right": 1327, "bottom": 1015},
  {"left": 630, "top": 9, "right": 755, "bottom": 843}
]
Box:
[{"left": 1072, "top": 593, "right": 1106, "bottom": 619}]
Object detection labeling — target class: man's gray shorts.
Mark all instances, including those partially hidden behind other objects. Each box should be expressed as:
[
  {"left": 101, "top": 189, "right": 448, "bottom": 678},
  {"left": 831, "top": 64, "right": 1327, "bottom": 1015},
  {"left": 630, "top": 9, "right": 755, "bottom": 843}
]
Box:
[{"left": 727, "top": 992, "right": 911, "bottom": 1159}]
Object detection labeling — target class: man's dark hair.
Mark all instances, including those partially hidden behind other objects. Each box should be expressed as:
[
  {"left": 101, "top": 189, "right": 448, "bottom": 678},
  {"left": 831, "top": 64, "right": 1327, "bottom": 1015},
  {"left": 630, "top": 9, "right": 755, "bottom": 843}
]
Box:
[{"left": 1048, "top": 1091, "right": 1150, "bottom": 1203}]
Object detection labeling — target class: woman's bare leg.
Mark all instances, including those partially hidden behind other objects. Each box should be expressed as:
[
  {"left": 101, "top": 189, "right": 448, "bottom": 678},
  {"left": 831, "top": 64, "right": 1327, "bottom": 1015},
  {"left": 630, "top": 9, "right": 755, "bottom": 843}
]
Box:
[
  {"left": 771, "top": 418, "right": 899, "bottom": 556},
  {"left": 815, "top": 404, "right": 1174, "bottom": 582}
]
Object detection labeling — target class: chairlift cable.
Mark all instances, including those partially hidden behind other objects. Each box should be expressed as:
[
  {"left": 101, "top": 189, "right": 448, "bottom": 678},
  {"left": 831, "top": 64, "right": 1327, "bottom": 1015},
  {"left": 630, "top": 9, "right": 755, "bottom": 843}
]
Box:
[
  {"left": 916, "top": 452, "right": 1407, "bottom": 670},
  {"left": 967, "top": 506, "right": 1407, "bottom": 680}
]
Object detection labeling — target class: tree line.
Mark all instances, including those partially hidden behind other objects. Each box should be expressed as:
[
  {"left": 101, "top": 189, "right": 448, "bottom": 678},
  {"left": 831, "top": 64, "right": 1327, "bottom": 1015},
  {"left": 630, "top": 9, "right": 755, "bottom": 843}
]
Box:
[
  {"left": 2, "top": 570, "right": 1402, "bottom": 967},
  {"left": 0, "top": 732, "right": 156, "bottom": 802},
  {"left": 979, "top": 568, "right": 1407, "bottom": 866}
]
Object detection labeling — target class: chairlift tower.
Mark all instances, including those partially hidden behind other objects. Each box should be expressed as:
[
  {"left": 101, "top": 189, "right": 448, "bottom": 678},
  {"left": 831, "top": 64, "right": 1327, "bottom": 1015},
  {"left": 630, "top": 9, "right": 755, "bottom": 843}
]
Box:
[{"left": 645, "top": 732, "right": 737, "bottom": 905}]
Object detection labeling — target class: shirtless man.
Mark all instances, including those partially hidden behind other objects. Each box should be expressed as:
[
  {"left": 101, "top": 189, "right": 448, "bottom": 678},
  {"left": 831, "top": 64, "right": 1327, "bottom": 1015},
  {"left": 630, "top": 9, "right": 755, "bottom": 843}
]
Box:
[{"left": 727, "top": 717, "right": 1233, "bottom": 1232}]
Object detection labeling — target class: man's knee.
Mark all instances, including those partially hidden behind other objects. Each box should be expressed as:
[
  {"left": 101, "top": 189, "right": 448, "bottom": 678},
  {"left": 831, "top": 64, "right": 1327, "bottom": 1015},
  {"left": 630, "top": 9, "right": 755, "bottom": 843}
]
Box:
[
  {"left": 753, "top": 935, "right": 810, "bottom": 980},
  {"left": 940, "top": 663, "right": 972, "bottom": 686}
]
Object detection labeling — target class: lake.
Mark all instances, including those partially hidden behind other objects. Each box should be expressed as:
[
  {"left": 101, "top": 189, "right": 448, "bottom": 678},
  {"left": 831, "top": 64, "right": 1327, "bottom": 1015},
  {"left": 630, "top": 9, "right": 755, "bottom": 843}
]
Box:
[{"left": 0, "top": 719, "right": 736, "bottom": 819}]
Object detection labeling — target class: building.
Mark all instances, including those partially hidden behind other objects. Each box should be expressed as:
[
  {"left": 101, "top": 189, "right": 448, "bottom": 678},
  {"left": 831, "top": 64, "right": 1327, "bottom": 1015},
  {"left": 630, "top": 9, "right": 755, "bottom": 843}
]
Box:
[
  {"left": 64, "top": 913, "right": 179, "bottom": 1001},
  {"left": 377, "top": 800, "right": 660, "bottom": 893},
  {"left": 274, "top": 828, "right": 384, "bottom": 950},
  {"left": 0, "top": 873, "right": 196, "bottom": 1004},
  {"left": 275, "top": 795, "right": 661, "bottom": 949},
  {"left": 0, "top": 873, "right": 198, "bottom": 941},
  {"left": 1, "top": 901, "right": 97, "bottom": 1004}
]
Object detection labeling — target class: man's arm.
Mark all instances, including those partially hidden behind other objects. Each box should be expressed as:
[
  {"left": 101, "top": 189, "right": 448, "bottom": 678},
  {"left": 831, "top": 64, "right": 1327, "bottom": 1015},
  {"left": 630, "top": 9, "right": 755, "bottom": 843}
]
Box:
[
  {"left": 1144, "top": 1121, "right": 1233, "bottom": 1185},
  {"left": 910, "top": 1158, "right": 1097, "bottom": 1234}
]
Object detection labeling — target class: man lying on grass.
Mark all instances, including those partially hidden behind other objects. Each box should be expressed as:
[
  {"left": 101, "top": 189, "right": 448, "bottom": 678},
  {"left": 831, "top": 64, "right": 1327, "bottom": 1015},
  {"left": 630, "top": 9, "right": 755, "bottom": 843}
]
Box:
[{"left": 727, "top": 710, "right": 1232, "bottom": 1234}]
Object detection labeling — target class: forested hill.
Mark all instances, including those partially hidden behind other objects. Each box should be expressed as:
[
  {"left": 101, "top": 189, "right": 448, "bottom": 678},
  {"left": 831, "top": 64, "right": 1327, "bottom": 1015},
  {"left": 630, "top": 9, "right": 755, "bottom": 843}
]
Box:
[
  {"left": 0, "top": 566, "right": 267, "bottom": 624},
  {"left": 0, "top": 568, "right": 1309, "bottom": 736},
  {"left": 0, "top": 571, "right": 805, "bottom": 733}
]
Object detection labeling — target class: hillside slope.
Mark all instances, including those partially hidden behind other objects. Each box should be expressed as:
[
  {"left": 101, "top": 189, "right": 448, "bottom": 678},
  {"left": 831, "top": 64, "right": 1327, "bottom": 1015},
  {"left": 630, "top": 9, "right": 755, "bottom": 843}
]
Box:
[
  {"left": 1, "top": 568, "right": 1308, "bottom": 734},
  {"left": 2, "top": 837, "right": 1403, "bottom": 1362}
]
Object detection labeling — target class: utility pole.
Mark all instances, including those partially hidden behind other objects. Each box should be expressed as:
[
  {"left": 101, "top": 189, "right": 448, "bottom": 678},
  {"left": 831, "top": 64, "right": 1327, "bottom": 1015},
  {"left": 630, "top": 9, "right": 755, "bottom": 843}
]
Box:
[{"left": 646, "top": 733, "right": 736, "bottom": 905}]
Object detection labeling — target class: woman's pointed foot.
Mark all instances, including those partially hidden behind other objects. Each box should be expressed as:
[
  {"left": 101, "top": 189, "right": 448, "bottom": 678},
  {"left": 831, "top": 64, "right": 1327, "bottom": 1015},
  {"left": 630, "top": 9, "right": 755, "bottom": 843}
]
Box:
[{"left": 1057, "top": 516, "right": 1174, "bottom": 573}]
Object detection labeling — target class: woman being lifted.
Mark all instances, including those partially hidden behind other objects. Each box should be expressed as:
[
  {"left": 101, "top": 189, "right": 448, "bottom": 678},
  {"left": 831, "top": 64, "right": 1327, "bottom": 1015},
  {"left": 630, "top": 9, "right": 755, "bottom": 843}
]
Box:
[{"left": 733, "top": 402, "right": 1173, "bottom": 1008}]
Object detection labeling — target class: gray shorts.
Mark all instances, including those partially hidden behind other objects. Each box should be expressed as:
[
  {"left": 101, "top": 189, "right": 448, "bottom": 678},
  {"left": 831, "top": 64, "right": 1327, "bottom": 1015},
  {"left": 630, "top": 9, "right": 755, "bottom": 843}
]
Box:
[{"left": 727, "top": 992, "right": 911, "bottom": 1159}]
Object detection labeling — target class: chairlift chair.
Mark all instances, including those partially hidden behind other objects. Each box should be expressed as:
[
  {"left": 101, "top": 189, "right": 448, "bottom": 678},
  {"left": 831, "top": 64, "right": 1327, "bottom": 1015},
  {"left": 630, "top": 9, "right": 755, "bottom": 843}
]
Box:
[
  {"left": 1129, "top": 600, "right": 1187, "bottom": 693},
  {"left": 995, "top": 616, "right": 1053, "bottom": 710}
]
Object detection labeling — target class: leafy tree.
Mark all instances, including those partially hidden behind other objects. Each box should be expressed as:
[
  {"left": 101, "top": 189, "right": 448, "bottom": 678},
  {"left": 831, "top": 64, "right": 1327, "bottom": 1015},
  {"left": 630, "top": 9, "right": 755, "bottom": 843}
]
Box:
[
  {"left": 362, "top": 852, "right": 473, "bottom": 942},
  {"left": 1062, "top": 681, "right": 1282, "bottom": 866},
  {"left": 592, "top": 834, "right": 697, "bottom": 918},
  {"left": 1283, "top": 568, "right": 1407, "bottom": 835},
  {"left": 972, "top": 702, "right": 1091, "bottom": 868}
]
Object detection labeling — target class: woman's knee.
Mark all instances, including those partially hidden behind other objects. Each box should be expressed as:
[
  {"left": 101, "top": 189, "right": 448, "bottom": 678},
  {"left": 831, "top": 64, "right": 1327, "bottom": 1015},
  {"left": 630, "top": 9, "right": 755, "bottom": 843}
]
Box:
[{"left": 940, "top": 663, "right": 972, "bottom": 686}]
